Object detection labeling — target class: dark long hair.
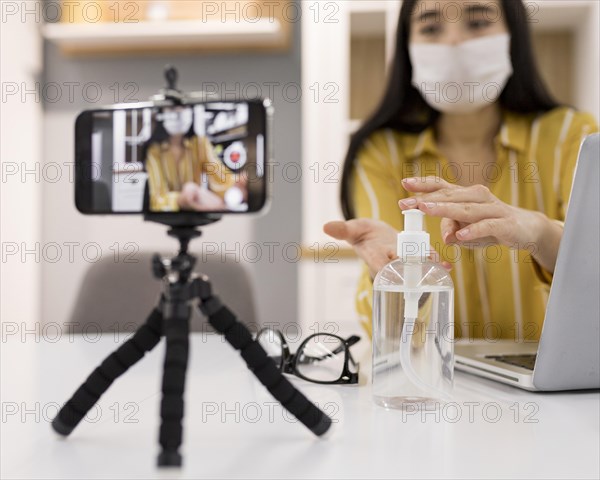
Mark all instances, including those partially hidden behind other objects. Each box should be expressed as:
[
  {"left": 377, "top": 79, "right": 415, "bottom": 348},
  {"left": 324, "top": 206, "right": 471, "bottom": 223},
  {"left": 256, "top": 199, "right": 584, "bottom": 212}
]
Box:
[{"left": 340, "top": 0, "right": 560, "bottom": 219}]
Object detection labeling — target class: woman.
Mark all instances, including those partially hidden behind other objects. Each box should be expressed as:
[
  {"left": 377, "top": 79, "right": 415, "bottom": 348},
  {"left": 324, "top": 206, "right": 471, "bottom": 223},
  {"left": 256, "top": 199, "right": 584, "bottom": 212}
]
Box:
[
  {"left": 325, "top": 0, "right": 598, "bottom": 340},
  {"left": 143, "top": 105, "right": 236, "bottom": 212}
]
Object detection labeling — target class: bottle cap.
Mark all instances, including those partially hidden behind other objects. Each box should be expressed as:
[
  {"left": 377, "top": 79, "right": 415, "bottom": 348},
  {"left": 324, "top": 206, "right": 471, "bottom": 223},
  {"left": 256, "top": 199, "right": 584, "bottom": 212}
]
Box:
[{"left": 397, "top": 210, "right": 430, "bottom": 260}]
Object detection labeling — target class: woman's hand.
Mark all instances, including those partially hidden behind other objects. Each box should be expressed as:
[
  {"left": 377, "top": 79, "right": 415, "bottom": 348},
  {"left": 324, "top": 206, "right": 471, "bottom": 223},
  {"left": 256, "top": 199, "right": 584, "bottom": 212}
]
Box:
[
  {"left": 399, "top": 176, "right": 563, "bottom": 273},
  {"left": 324, "top": 218, "right": 451, "bottom": 278},
  {"left": 178, "top": 182, "right": 226, "bottom": 211},
  {"left": 324, "top": 219, "right": 398, "bottom": 278}
]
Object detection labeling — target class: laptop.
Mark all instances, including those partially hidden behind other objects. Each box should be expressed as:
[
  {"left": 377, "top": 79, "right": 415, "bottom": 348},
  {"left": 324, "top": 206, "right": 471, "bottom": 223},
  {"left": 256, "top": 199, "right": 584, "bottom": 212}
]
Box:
[{"left": 455, "top": 133, "right": 600, "bottom": 391}]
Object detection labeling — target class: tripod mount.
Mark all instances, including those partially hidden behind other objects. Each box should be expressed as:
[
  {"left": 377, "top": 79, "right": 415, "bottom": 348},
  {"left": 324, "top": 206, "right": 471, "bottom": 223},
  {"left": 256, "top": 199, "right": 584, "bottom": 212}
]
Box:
[
  {"left": 52, "top": 217, "right": 332, "bottom": 467},
  {"left": 52, "top": 67, "right": 330, "bottom": 466}
]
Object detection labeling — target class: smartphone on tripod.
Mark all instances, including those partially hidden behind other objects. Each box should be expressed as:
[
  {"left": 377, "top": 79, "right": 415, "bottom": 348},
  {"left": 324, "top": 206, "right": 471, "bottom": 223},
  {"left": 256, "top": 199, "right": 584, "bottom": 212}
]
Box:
[{"left": 75, "top": 98, "right": 271, "bottom": 216}]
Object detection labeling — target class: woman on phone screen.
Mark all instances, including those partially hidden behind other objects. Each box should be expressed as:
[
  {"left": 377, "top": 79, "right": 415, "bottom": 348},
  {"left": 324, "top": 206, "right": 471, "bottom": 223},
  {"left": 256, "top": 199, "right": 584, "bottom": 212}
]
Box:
[{"left": 144, "top": 106, "right": 237, "bottom": 212}]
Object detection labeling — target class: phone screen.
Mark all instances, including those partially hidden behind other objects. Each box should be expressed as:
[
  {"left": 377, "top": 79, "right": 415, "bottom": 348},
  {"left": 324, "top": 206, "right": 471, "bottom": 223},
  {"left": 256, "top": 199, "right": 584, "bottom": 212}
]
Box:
[{"left": 75, "top": 100, "right": 268, "bottom": 215}]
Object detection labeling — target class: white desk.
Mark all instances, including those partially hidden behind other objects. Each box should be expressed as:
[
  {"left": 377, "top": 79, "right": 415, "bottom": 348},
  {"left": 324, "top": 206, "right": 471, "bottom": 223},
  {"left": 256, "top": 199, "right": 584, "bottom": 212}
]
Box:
[{"left": 2, "top": 333, "right": 599, "bottom": 479}]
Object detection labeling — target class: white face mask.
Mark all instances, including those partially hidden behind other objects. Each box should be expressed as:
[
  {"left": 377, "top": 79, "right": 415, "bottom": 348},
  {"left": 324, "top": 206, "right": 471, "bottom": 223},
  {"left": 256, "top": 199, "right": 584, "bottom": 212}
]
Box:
[
  {"left": 409, "top": 33, "right": 513, "bottom": 114},
  {"left": 163, "top": 108, "right": 193, "bottom": 136}
]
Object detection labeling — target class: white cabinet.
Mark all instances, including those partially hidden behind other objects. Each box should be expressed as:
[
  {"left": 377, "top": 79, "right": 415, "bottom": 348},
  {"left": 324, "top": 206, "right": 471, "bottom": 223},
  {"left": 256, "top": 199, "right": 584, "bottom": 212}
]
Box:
[
  {"left": 112, "top": 168, "right": 148, "bottom": 212},
  {"left": 298, "top": 0, "right": 599, "bottom": 332},
  {"left": 299, "top": 1, "right": 400, "bottom": 333}
]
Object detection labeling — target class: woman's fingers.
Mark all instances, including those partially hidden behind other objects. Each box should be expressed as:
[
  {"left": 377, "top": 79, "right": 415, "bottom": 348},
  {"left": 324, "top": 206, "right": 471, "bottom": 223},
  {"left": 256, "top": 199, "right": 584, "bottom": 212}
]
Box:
[
  {"left": 178, "top": 183, "right": 197, "bottom": 209},
  {"left": 418, "top": 200, "right": 504, "bottom": 223},
  {"left": 401, "top": 176, "right": 454, "bottom": 193},
  {"left": 324, "top": 218, "right": 395, "bottom": 245},
  {"left": 324, "top": 219, "right": 399, "bottom": 276},
  {"left": 428, "top": 247, "right": 453, "bottom": 271},
  {"left": 441, "top": 217, "right": 461, "bottom": 244},
  {"left": 399, "top": 184, "right": 492, "bottom": 209},
  {"left": 324, "top": 218, "right": 454, "bottom": 276},
  {"left": 323, "top": 221, "right": 350, "bottom": 241},
  {"left": 454, "top": 218, "right": 509, "bottom": 244},
  {"left": 323, "top": 219, "right": 369, "bottom": 245},
  {"left": 369, "top": 249, "right": 395, "bottom": 274},
  {"left": 180, "top": 183, "right": 226, "bottom": 211}
]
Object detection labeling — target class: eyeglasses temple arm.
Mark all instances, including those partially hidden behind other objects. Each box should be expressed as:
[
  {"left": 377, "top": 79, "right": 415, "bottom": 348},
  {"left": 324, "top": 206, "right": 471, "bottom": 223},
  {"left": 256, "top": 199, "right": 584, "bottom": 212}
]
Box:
[{"left": 296, "top": 336, "right": 362, "bottom": 365}]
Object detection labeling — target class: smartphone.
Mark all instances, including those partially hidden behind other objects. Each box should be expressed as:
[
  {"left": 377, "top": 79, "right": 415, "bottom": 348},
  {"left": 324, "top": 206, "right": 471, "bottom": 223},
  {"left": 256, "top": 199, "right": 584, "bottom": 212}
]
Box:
[{"left": 75, "top": 99, "right": 270, "bottom": 215}]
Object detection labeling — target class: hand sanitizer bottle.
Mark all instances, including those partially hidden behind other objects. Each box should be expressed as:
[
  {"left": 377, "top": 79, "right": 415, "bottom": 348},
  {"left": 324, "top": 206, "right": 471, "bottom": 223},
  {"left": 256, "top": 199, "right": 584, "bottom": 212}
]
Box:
[{"left": 372, "top": 209, "right": 454, "bottom": 410}]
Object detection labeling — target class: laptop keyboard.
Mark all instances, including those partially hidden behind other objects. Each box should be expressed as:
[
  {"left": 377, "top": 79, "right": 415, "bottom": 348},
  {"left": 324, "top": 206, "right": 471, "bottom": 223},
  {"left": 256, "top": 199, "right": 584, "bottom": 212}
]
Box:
[{"left": 485, "top": 354, "right": 537, "bottom": 371}]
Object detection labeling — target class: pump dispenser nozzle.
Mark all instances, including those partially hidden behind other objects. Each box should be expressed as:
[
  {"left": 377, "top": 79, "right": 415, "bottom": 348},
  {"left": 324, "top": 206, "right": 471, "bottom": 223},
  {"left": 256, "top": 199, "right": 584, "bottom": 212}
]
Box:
[
  {"left": 398, "top": 209, "right": 428, "bottom": 318},
  {"left": 404, "top": 208, "right": 423, "bottom": 231},
  {"left": 372, "top": 207, "right": 455, "bottom": 409},
  {"left": 397, "top": 209, "right": 452, "bottom": 402},
  {"left": 397, "top": 210, "right": 430, "bottom": 261}
]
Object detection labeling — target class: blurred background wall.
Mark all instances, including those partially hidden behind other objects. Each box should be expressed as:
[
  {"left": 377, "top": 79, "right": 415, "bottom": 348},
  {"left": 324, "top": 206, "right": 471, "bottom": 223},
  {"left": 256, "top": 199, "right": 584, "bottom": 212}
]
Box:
[
  {"left": 2, "top": 1, "right": 303, "bottom": 332},
  {"left": 2, "top": 0, "right": 599, "bottom": 336}
]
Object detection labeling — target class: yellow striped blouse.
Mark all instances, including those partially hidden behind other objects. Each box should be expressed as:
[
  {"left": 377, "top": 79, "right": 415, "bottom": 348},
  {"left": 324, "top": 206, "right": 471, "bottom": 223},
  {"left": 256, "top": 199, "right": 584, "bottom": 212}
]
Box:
[
  {"left": 351, "top": 107, "right": 598, "bottom": 340},
  {"left": 145, "top": 136, "right": 236, "bottom": 212}
]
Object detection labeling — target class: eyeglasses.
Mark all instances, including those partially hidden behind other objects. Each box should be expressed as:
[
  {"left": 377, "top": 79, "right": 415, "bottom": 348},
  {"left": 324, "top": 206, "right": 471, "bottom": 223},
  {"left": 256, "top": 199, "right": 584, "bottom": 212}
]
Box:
[{"left": 256, "top": 328, "right": 361, "bottom": 385}]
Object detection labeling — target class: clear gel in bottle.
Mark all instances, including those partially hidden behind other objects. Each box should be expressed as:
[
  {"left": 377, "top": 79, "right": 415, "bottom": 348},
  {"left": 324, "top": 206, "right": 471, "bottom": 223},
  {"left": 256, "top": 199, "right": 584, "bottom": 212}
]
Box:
[{"left": 372, "top": 209, "right": 454, "bottom": 410}]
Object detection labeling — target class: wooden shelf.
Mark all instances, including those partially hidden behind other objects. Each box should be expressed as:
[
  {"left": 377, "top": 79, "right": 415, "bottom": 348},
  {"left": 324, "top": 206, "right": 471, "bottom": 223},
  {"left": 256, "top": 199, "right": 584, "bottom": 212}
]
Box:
[
  {"left": 531, "top": 0, "right": 593, "bottom": 30},
  {"left": 347, "top": 1, "right": 392, "bottom": 14},
  {"left": 42, "top": 18, "right": 292, "bottom": 56},
  {"left": 300, "top": 245, "right": 357, "bottom": 262}
]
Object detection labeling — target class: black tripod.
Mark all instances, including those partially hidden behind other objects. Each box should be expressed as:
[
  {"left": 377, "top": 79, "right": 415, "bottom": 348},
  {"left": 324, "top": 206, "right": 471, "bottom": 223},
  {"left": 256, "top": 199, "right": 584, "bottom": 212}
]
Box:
[{"left": 52, "top": 219, "right": 332, "bottom": 467}]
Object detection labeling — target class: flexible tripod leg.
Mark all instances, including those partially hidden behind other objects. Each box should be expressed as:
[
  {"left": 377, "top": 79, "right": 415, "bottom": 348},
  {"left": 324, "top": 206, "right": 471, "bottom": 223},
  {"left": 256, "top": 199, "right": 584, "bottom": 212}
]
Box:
[
  {"left": 157, "top": 284, "right": 190, "bottom": 467},
  {"left": 52, "top": 224, "right": 332, "bottom": 469},
  {"left": 52, "top": 308, "right": 164, "bottom": 436},
  {"left": 194, "top": 277, "right": 332, "bottom": 437}
]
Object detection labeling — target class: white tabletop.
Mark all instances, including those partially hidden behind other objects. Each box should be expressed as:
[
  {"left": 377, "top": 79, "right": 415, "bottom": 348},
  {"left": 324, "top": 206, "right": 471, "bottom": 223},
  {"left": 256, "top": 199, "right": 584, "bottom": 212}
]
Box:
[{"left": 2, "top": 332, "right": 599, "bottom": 479}]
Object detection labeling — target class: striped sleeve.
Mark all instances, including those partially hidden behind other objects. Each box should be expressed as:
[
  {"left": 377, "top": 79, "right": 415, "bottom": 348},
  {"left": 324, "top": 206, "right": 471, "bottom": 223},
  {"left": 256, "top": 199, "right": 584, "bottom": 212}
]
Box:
[
  {"left": 351, "top": 130, "right": 405, "bottom": 227},
  {"left": 532, "top": 111, "right": 598, "bottom": 284},
  {"left": 145, "top": 145, "right": 180, "bottom": 212},
  {"left": 351, "top": 130, "right": 406, "bottom": 334},
  {"left": 557, "top": 112, "right": 599, "bottom": 221},
  {"left": 198, "top": 136, "right": 237, "bottom": 196}
]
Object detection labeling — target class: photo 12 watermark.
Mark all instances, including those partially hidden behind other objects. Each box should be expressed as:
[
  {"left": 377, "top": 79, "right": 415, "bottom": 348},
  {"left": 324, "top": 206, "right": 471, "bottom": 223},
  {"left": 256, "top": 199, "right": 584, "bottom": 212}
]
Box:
[
  {"left": 400, "top": 400, "right": 540, "bottom": 424},
  {"left": 0, "top": 240, "right": 346, "bottom": 266},
  {"left": 1, "top": 160, "right": 542, "bottom": 188},
  {"left": 411, "top": 1, "right": 540, "bottom": 25},
  {"left": 2, "top": 401, "right": 140, "bottom": 425},
  {"left": 0, "top": 319, "right": 347, "bottom": 345},
  {"left": 1, "top": 81, "right": 140, "bottom": 105},
  {"left": 1, "top": 1, "right": 342, "bottom": 26},
  {"left": 199, "top": 400, "right": 341, "bottom": 424},
  {"left": 1, "top": 80, "right": 340, "bottom": 106},
  {"left": 1, "top": 241, "right": 140, "bottom": 265}
]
